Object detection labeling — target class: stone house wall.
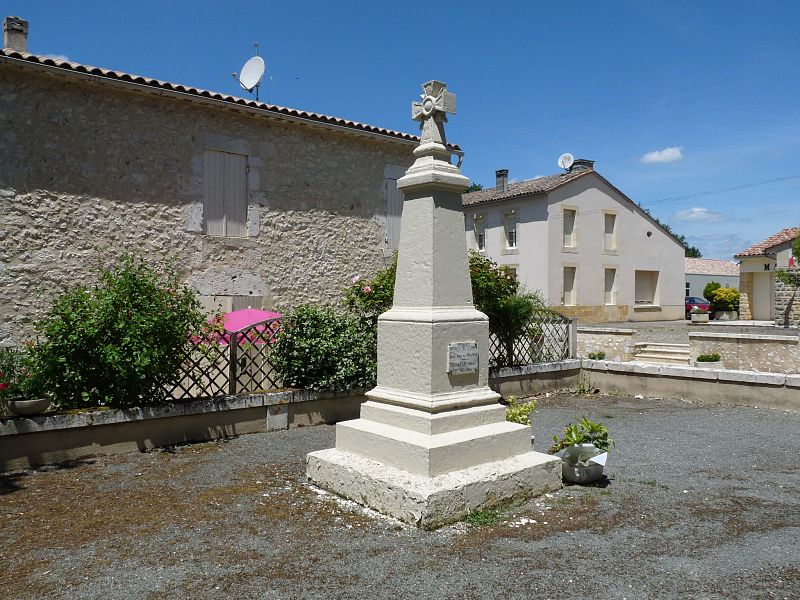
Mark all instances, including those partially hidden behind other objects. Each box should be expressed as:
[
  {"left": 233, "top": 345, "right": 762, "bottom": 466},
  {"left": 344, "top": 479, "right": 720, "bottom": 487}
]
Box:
[
  {"left": 0, "top": 64, "right": 415, "bottom": 345},
  {"left": 774, "top": 266, "right": 800, "bottom": 327},
  {"left": 738, "top": 272, "right": 753, "bottom": 320}
]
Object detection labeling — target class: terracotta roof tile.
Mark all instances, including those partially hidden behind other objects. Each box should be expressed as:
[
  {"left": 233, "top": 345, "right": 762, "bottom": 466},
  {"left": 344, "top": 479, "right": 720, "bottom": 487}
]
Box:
[
  {"left": 734, "top": 227, "right": 799, "bottom": 258},
  {"left": 0, "top": 48, "right": 453, "bottom": 148},
  {"left": 685, "top": 258, "right": 740, "bottom": 276},
  {"left": 462, "top": 169, "right": 590, "bottom": 206}
]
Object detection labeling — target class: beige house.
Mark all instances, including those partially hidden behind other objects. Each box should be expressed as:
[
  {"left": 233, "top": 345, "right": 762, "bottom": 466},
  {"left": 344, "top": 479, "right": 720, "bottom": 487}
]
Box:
[
  {"left": 0, "top": 18, "right": 421, "bottom": 345},
  {"left": 735, "top": 227, "right": 799, "bottom": 321},
  {"left": 462, "top": 161, "right": 685, "bottom": 323},
  {"left": 685, "top": 258, "right": 739, "bottom": 298}
]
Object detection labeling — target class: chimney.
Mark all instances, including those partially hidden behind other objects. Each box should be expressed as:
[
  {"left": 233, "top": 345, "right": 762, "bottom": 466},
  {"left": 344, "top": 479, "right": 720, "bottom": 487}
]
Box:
[
  {"left": 571, "top": 158, "right": 594, "bottom": 172},
  {"left": 495, "top": 169, "right": 508, "bottom": 193},
  {"left": 3, "top": 16, "right": 28, "bottom": 52}
]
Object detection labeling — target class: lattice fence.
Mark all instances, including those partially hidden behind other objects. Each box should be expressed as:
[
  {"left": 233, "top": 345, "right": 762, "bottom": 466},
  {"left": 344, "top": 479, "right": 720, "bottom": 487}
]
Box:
[
  {"left": 489, "top": 309, "right": 573, "bottom": 368},
  {"left": 167, "top": 318, "right": 283, "bottom": 401}
]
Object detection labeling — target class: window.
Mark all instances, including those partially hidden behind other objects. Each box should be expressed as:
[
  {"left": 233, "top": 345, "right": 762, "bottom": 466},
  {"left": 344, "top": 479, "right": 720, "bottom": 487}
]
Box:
[
  {"left": 203, "top": 149, "right": 247, "bottom": 237},
  {"left": 634, "top": 270, "right": 660, "bottom": 305},
  {"left": 386, "top": 178, "right": 403, "bottom": 250},
  {"left": 563, "top": 266, "right": 577, "bottom": 306},
  {"left": 563, "top": 208, "right": 577, "bottom": 248},
  {"left": 474, "top": 215, "right": 486, "bottom": 251},
  {"left": 604, "top": 213, "right": 617, "bottom": 251},
  {"left": 604, "top": 268, "right": 617, "bottom": 305},
  {"left": 505, "top": 213, "right": 517, "bottom": 249},
  {"left": 505, "top": 265, "right": 518, "bottom": 281},
  {"left": 686, "top": 282, "right": 690, "bottom": 297}
]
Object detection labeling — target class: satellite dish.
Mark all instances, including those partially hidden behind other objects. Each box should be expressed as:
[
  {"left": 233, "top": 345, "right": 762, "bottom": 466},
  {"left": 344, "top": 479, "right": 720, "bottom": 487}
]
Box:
[
  {"left": 239, "top": 56, "right": 265, "bottom": 92},
  {"left": 558, "top": 153, "right": 575, "bottom": 170}
]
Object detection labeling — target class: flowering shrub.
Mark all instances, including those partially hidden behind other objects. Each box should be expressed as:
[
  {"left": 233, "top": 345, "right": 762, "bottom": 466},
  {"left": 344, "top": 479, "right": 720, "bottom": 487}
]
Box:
[
  {"left": 710, "top": 288, "right": 740, "bottom": 312},
  {"left": 344, "top": 254, "right": 397, "bottom": 319},
  {"left": 271, "top": 305, "right": 377, "bottom": 391},
  {"left": 31, "top": 254, "right": 205, "bottom": 409}
]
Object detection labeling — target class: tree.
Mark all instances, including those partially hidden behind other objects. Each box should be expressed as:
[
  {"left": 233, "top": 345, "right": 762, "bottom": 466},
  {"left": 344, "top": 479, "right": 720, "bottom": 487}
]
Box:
[
  {"left": 465, "top": 182, "right": 483, "bottom": 192},
  {"left": 703, "top": 281, "right": 721, "bottom": 302}
]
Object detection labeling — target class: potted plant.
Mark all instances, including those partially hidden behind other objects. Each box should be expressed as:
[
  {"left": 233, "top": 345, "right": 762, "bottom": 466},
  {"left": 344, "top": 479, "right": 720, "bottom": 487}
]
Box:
[
  {"left": 695, "top": 352, "right": 723, "bottom": 369},
  {"left": 689, "top": 306, "right": 710, "bottom": 323},
  {"left": 0, "top": 347, "right": 51, "bottom": 417},
  {"left": 549, "top": 416, "right": 613, "bottom": 484},
  {"left": 503, "top": 395, "right": 537, "bottom": 447}
]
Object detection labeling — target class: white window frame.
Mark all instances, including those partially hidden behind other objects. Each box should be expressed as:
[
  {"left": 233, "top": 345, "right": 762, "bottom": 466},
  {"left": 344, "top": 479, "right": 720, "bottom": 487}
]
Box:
[
  {"left": 562, "top": 206, "right": 578, "bottom": 250},
  {"left": 504, "top": 210, "right": 518, "bottom": 253},
  {"left": 634, "top": 270, "right": 660, "bottom": 306},
  {"left": 604, "top": 267, "right": 617, "bottom": 305},
  {"left": 562, "top": 265, "right": 577, "bottom": 306},
  {"left": 603, "top": 211, "right": 618, "bottom": 253},
  {"left": 473, "top": 214, "right": 487, "bottom": 252}
]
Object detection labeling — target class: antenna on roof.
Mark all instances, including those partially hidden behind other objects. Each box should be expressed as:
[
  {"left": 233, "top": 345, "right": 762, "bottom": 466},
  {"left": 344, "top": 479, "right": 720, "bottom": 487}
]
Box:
[
  {"left": 558, "top": 152, "right": 575, "bottom": 172},
  {"left": 232, "top": 43, "right": 266, "bottom": 101}
]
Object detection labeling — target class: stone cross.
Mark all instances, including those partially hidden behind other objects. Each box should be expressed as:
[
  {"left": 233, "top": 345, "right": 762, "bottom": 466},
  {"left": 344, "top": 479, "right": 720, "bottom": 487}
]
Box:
[{"left": 411, "top": 80, "right": 455, "bottom": 147}]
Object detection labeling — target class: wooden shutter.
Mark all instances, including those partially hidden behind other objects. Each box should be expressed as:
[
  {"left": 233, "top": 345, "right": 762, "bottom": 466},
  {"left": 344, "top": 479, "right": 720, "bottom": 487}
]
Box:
[
  {"left": 386, "top": 178, "right": 403, "bottom": 250},
  {"left": 203, "top": 149, "right": 247, "bottom": 237}
]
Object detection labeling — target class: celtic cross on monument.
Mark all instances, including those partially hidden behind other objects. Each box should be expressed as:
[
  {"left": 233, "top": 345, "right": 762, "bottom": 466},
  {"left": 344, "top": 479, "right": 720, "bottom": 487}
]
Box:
[{"left": 411, "top": 80, "right": 456, "bottom": 148}]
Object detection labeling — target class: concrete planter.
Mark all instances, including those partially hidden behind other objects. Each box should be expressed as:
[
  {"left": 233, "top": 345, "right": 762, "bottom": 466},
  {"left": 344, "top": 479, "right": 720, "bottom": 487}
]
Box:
[
  {"left": 695, "top": 360, "right": 723, "bottom": 369},
  {"left": 562, "top": 462, "right": 604, "bottom": 484},
  {"left": 690, "top": 313, "right": 709, "bottom": 323},
  {"left": 7, "top": 398, "right": 52, "bottom": 416}
]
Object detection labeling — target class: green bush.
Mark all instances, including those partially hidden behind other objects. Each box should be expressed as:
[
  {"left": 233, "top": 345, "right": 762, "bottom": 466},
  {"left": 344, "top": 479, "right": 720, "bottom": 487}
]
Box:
[
  {"left": 587, "top": 351, "right": 606, "bottom": 360},
  {"left": 271, "top": 305, "right": 377, "bottom": 391},
  {"left": 703, "top": 282, "right": 721, "bottom": 303},
  {"left": 0, "top": 347, "right": 44, "bottom": 412},
  {"left": 696, "top": 353, "right": 721, "bottom": 362},
  {"left": 31, "top": 254, "right": 205, "bottom": 409},
  {"left": 711, "top": 288, "right": 740, "bottom": 312}
]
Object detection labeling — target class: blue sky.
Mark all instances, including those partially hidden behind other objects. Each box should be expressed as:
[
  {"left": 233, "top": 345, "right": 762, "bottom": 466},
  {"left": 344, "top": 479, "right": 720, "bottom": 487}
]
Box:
[{"left": 7, "top": 1, "right": 800, "bottom": 259}]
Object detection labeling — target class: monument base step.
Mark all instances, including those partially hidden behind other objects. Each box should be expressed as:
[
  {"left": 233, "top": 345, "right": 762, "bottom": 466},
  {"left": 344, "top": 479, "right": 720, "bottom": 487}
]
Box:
[{"left": 306, "top": 448, "right": 562, "bottom": 530}]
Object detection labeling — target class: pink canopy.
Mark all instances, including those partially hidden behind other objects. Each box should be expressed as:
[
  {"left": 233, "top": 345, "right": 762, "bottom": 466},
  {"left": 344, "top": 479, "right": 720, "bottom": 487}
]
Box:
[{"left": 203, "top": 308, "right": 283, "bottom": 346}]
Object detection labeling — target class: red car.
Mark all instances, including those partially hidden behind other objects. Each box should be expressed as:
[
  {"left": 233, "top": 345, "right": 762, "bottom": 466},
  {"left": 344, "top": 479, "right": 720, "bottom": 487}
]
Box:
[{"left": 685, "top": 296, "right": 710, "bottom": 319}]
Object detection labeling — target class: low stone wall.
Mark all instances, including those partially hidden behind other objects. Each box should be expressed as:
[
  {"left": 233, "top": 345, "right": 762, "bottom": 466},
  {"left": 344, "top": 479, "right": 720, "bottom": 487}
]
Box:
[
  {"left": 576, "top": 327, "right": 636, "bottom": 361},
  {"left": 489, "top": 360, "right": 581, "bottom": 398},
  {"left": 581, "top": 360, "right": 799, "bottom": 412},
  {"left": 0, "top": 389, "right": 365, "bottom": 471},
  {"left": 689, "top": 332, "right": 800, "bottom": 374}
]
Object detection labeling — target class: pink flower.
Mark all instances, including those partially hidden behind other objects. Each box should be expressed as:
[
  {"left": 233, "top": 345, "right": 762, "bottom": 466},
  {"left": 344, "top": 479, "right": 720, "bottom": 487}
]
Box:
[
  {"left": 362, "top": 285, "right": 372, "bottom": 294},
  {"left": 351, "top": 275, "right": 361, "bottom": 284},
  {"left": 0, "top": 383, "right": 8, "bottom": 391}
]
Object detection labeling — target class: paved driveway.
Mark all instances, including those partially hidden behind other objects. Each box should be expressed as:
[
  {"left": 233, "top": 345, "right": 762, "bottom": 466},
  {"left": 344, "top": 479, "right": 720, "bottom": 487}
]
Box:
[{"left": 1, "top": 393, "right": 798, "bottom": 599}]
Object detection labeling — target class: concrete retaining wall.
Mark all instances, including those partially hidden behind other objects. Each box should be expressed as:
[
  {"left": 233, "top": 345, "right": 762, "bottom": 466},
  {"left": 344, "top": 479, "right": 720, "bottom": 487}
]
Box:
[
  {"left": 0, "top": 389, "right": 365, "bottom": 471},
  {"left": 576, "top": 327, "right": 636, "bottom": 361},
  {"left": 582, "top": 360, "right": 799, "bottom": 412},
  {"left": 489, "top": 360, "right": 581, "bottom": 398},
  {"left": 689, "top": 332, "right": 800, "bottom": 374}
]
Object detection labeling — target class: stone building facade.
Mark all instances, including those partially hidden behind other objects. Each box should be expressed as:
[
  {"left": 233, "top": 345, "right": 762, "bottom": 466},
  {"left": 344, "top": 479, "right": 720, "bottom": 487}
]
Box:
[
  {"left": 774, "top": 266, "right": 800, "bottom": 327},
  {"left": 0, "top": 47, "right": 417, "bottom": 345}
]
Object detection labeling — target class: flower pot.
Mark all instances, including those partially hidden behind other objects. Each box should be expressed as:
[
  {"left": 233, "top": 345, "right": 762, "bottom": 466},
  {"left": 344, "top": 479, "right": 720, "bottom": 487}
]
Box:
[
  {"left": 695, "top": 360, "right": 723, "bottom": 369},
  {"left": 7, "top": 398, "right": 52, "bottom": 416},
  {"left": 690, "top": 313, "right": 709, "bottom": 323},
  {"left": 562, "top": 462, "right": 604, "bottom": 484}
]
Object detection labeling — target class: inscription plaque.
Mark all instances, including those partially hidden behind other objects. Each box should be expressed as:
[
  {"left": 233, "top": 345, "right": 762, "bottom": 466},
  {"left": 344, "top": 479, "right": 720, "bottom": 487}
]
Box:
[{"left": 447, "top": 341, "right": 479, "bottom": 374}]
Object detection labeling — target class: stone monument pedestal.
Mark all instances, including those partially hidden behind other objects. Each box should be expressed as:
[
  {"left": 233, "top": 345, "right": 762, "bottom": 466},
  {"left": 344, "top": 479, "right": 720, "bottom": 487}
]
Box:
[{"left": 306, "top": 81, "right": 560, "bottom": 528}]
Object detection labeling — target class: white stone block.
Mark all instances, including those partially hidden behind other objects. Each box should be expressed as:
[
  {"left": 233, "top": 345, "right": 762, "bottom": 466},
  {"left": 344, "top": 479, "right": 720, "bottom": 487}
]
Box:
[
  {"left": 266, "top": 403, "right": 288, "bottom": 431},
  {"left": 306, "top": 448, "right": 561, "bottom": 529}
]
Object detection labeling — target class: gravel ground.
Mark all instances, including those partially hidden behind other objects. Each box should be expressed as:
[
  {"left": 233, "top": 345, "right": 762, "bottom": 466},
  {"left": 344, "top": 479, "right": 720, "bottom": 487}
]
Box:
[
  {"left": 585, "top": 320, "right": 799, "bottom": 345},
  {"left": 1, "top": 393, "right": 799, "bottom": 599}
]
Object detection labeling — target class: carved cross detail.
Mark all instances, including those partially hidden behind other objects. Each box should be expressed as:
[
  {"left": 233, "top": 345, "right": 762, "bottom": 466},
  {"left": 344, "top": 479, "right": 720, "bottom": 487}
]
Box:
[
  {"left": 412, "top": 80, "right": 456, "bottom": 123},
  {"left": 411, "top": 80, "right": 455, "bottom": 148}
]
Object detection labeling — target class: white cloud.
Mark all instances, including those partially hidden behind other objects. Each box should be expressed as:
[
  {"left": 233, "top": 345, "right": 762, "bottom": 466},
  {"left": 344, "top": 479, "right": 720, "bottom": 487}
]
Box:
[
  {"left": 688, "top": 233, "right": 750, "bottom": 259},
  {"left": 640, "top": 146, "right": 684, "bottom": 164},
  {"left": 41, "top": 54, "right": 71, "bottom": 62},
  {"left": 675, "top": 207, "right": 726, "bottom": 223}
]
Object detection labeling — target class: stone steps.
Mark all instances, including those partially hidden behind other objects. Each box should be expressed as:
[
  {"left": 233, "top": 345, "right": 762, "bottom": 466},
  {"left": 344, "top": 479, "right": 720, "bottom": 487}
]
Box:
[{"left": 634, "top": 342, "right": 690, "bottom": 365}]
